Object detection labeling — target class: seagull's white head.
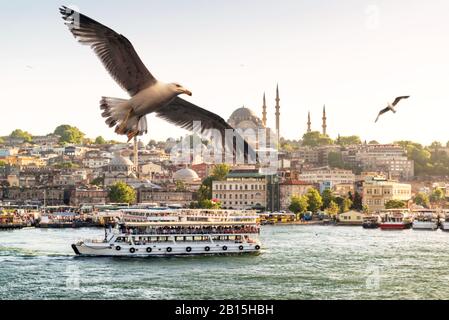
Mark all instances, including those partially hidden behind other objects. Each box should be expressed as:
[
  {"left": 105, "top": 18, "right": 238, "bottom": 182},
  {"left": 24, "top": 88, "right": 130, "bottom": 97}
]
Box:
[{"left": 169, "top": 83, "right": 192, "bottom": 96}]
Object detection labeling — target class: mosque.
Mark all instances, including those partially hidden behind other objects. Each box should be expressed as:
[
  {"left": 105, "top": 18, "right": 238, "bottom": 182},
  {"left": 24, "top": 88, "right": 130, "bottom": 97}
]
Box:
[{"left": 227, "top": 85, "right": 281, "bottom": 149}]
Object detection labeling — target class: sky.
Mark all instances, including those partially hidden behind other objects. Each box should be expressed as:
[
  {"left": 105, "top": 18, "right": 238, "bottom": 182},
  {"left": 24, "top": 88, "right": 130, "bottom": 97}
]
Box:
[{"left": 1, "top": 0, "right": 449, "bottom": 145}]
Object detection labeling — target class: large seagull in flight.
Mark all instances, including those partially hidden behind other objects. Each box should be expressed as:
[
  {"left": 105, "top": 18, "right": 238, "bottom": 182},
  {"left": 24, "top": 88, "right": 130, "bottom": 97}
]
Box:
[
  {"left": 375, "top": 96, "right": 410, "bottom": 123},
  {"left": 59, "top": 6, "right": 256, "bottom": 162}
]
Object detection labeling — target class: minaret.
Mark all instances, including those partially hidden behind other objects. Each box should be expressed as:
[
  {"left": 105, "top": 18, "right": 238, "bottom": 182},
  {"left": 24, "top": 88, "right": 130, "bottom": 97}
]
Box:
[
  {"left": 322, "top": 105, "right": 327, "bottom": 136},
  {"left": 275, "top": 84, "right": 280, "bottom": 146},
  {"left": 262, "top": 93, "right": 267, "bottom": 127},
  {"left": 307, "top": 111, "right": 312, "bottom": 133},
  {"left": 133, "top": 137, "right": 139, "bottom": 177}
]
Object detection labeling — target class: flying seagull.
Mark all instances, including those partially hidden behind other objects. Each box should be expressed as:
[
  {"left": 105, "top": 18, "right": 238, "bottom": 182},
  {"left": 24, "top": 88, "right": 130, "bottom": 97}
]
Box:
[
  {"left": 59, "top": 6, "right": 256, "bottom": 162},
  {"left": 375, "top": 96, "right": 410, "bottom": 123}
]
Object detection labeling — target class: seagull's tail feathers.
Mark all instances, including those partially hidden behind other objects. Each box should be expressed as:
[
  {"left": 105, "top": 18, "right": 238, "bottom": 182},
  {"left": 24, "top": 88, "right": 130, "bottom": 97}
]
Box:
[{"left": 100, "top": 97, "right": 147, "bottom": 141}]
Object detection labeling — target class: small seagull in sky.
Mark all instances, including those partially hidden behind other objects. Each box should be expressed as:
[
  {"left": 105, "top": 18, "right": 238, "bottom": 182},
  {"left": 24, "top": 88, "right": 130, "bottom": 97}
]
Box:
[{"left": 375, "top": 96, "right": 410, "bottom": 123}]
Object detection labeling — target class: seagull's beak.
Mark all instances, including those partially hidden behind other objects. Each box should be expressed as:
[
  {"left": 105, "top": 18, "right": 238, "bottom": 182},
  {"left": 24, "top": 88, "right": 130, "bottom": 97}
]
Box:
[{"left": 183, "top": 89, "right": 192, "bottom": 96}]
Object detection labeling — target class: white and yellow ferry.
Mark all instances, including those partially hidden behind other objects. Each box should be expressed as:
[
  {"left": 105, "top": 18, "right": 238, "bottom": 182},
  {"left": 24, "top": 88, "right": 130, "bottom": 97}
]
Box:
[{"left": 71, "top": 209, "right": 262, "bottom": 256}]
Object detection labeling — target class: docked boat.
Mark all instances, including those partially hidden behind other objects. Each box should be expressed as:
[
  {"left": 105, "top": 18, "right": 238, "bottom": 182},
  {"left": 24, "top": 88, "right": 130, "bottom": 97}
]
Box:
[
  {"left": 380, "top": 210, "right": 413, "bottom": 230},
  {"left": 412, "top": 210, "right": 439, "bottom": 231},
  {"left": 363, "top": 215, "right": 381, "bottom": 229},
  {"left": 71, "top": 209, "right": 262, "bottom": 257},
  {"left": 440, "top": 210, "right": 449, "bottom": 231}
]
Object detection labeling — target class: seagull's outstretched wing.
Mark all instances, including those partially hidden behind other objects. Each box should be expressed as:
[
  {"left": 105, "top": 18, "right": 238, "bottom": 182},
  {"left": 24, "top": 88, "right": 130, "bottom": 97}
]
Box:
[
  {"left": 59, "top": 6, "right": 156, "bottom": 96},
  {"left": 156, "top": 97, "right": 258, "bottom": 162},
  {"left": 392, "top": 96, "right": 410, "bottom": 106},
  {"left": 375, "top": 106, "right": 391, "bottom": 123}
]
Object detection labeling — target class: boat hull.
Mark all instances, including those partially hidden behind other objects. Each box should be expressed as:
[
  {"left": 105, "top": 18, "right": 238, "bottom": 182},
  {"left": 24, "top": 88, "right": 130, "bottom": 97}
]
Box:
[
  {"left": 380, "top": 223, "right": 412, "bottom": 230},
  {"left": 72, "top": 242, "right": 261, "bottom": 257},
  {"left": 441, "top": 222, "right": 449, "bottom": 231},
  {"left": 412, "top": 221, "right": 438, "bottom": 230}
]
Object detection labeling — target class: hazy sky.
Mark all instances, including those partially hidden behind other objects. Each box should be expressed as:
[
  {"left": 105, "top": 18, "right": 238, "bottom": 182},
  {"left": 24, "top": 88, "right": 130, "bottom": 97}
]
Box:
[{"left": 1, "top": 0, "right": 449, "bottom": 145}]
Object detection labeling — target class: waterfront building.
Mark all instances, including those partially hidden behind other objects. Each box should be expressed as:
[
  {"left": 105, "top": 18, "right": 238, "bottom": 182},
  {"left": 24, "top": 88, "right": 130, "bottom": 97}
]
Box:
[
  {"left": 69, "top": 188, "right": 108, "bottom": 206},
  {"left": 279, "top": 180, "right": 316, "bottom": 211},
  {"left": 212, "top": 169, "right": 267, "bottom": 210},
  {"left": 362, "top": 177, "right": 412, "bottom": 213},
  {"left": 137, "top": 187, "right": 196, "bottom": 206},
  {"left": 337, "top": 210, "right": 365, "bottom": 226},
  {"left": 298, "top": 167, "right": 356, "bottom": 186}
]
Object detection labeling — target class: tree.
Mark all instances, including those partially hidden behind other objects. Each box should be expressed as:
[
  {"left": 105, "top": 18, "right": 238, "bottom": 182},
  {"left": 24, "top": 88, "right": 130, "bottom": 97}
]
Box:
[
  {"left": 91, "top": 176, "right": 104, "bottom": 187},
  {"left": 340, "top": 198, "right": 353, "bottom": 213},
  {"left": 53, "top": 162, "right": 79, "bottom": 169},
  {"left": 321, "top": 189, "right": 336, "bottom": 210},
  {"left": 337, "top": 135, "right": 362, "bottom": 146},
  {"left": 305, "top": 188, "right": 323, "bottom": 213},
  {"left": 54, "top": 125, "right": 85, "bottom": 144},
  {"left": 328, "top": 152, "right": 345, "bottom": 169},
  {"left": 0, "top": 137, "right": 4, "bottom": 144},
  {"left": 302, "top": 131, "right": 334, "bottom": 147},
  {"left": 326, "top": 201, "right": 340, "bottom": 216},
  {"left": 0, "top": 160, "right": 6, "bottom": 167},
  {"left": 385, "top": 200, "right": 406, "bottom": 209},
  {"left": 289, "top": 195, "right": 309, "bottom": 214},
  {"left": 350, "top": 191, "right": 363, "bottom": 211},
  {"left": 414, "top": 192, "right": 430, "bottom": 208},
  {"left": 211, "top": 164, "right": 230, "bottom": 181},
  {"left": 430, "top": 188, "right": 445, "bottom": 203},
  {"left": 189, "top": 200, "right": 221, "bottom": 209},
  {"left": 94, "top": 136, "right": 107, "bottom": 145},
  {"left": 108, "top": 182, "right": 136, "bottom": 204},
  {"left": 10, "top": 129, "right": 32, "bottom": 143},
  {"left": 196, "top": 164, "right": 230, "bottom": 202}
]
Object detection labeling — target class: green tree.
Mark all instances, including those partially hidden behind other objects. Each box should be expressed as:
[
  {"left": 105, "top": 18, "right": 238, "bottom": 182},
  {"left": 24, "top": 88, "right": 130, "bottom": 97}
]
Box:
[
  {"left": 95, "top": 136, "right": 107, "bottom": 145},
  {"left": 350, "top": 191, "right": 363, "bottom": 211},
  {"left": 321, "top": 189, "right": 336, "bottom": 210},
  {"left": 430, "top": 188, "right": 445, "bottom": 203},
  {"left": 53, "top": 162, "right": 79, "bottom": 169},
  {"left": 54, "top": 125, "right": 85, "bottom": 144},
  {"left": 302, "top": 131, "right": 334, "bottom": 147},
  {"left": 289, "top": 195, "right": 309, "bottom": 214},
  {"left": 326, "top": 201, "right": 340, "bottom": 216},
  {"left": 328, "top": 152, "right": 346, "bottom": 169},
  {"left": 91, "top": 176, "right": 104, "bottom": 187},
  {"left": 10, "top": 129, "right": 32, "bottom": 143},
  {"left": 196, "top": 164, "right": 230, "bottom": 202},
  {"left": 211, "top": 164, "right": 231, "bottom": 181},
  {"left": 337, "top": 135, "right": 362, "bottom": 146},
  {"left": 414, "top": 192, "right": 430, "bottom": 208},
  {"left": 0, "top": 137, "right": 4, "bottom": 144},
  {"left": 0, "top": 160, "right": 6, "bottom": 167},
  {"left": 340, "top": 197, "right": 353, "bottom": 213},
  {"left": 108, "top": 182, "right": 136, "bottom": 204},
  {"left": 189, "top": 200, "right": 221, "bottom": 209},
  {"left": 385, "top": 200, "right": 406, "bottom": 209},
  {"left": 305, "top": 188, "right": 323, "bottom": 213}
]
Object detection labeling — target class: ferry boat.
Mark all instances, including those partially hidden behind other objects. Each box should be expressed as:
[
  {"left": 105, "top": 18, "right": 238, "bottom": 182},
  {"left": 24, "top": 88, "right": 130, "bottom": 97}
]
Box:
[
  {"left": 362, "top": 215, "right": 381, "bottom": 229},
  {"left": 380, "top": 209, "right": 413, "bottom": 230},
  {"left": 412, "top": 210, "right": 439, "bottom": 231},
  {"left": 71, "top": 209, "right": 262, "bottom": 257}
]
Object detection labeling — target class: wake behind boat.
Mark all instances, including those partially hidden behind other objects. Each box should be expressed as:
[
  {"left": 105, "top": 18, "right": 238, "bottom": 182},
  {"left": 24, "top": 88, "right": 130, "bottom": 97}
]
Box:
[{"left": 71, "top": 209, "right": 262, "bottom": 257}]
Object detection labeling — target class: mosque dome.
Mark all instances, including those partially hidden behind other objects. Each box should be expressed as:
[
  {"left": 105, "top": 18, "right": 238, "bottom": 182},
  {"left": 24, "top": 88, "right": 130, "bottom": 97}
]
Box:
[
  {"left": 110, "top": 154, "right": 133, "bottom": 166},
  {"left": 228, "top": 106, "right": 264, "bottom": 130},
  {"left": 173, "top": 168, "right": 200, "bottom": 183}
]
